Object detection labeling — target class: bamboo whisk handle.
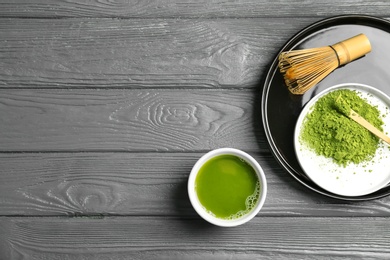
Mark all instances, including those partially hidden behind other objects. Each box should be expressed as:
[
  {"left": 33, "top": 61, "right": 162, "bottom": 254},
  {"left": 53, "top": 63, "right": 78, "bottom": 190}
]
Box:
[{"left": 331, "top": 34, "right": 372, "bottom": 66}]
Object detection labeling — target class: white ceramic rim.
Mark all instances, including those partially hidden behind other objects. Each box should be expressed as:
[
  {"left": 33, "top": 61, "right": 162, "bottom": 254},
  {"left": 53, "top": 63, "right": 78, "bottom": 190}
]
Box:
[
  {"left": 294, "top": 83, "right": 390, "bottom": 197},
  {"left": 188, "top": 148, "right": 267, "bottom": 227}
]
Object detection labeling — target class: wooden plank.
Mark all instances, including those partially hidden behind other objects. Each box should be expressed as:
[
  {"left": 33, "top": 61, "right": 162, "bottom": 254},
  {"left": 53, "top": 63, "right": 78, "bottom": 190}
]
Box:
[
  {"left": 1, "top": 152, "right": 390, "bottom": 217},
  {"left": 1, "top": 216, "right": 389, "bottom": 259},
  {"left": 0, "top": 1, "right": 390, "bottom": 18},
  {"left": 0, "top": 17, "right": 315, "bottom": 89},
  {"left": 0, "top": 89, "right": 266, "bottom": 152}
]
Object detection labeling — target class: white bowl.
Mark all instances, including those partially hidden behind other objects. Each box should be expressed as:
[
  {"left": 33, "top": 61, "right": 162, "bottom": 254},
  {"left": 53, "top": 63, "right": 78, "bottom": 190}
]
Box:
[
  {"left": 188, "top": 148, "right": 267, "bottom": 227},
  {"left": 294, "top": 83, "right": 390, "bottom": 197}
]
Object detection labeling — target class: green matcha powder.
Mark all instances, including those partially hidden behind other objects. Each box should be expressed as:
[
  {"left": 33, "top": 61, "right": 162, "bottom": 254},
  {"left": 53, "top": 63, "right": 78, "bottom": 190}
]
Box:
[{"left": 300, "top": 89, "right": 384, "bottom": 167}]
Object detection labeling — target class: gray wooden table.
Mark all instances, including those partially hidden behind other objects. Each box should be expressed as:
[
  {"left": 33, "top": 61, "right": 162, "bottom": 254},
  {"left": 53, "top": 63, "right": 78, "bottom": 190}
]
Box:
[{"left": 1, "top": 1, "right": 390, "bottom": 259}]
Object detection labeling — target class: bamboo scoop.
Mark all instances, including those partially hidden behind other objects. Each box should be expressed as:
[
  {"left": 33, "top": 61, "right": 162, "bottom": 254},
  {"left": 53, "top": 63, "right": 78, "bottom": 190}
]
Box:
[{"left": 335, "top": 95, "right": 390, "bottom": 145}]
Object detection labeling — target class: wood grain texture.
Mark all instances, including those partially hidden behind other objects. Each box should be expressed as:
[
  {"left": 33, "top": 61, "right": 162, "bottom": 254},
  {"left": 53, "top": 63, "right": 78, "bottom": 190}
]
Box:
[
  {"left": 0, "top": 89, "right": 266, "bottom": 152},
  {"left": 2, "top": 1, "right": 390, "bottom": 259},
  {"left": 4, "top": 17, "right": 390, "bottom": 89},
  {"left": 1, "top": 216, "right": 390, "bottom": 259},
  {"left": 1, "top": 1, "right": 390, "bottom": 18},
  {"left": 2, "top": 152, "right": 390, "bottom": 217},
  {"left": 0, "top": 17, "right": 315, "bottom": 88}
]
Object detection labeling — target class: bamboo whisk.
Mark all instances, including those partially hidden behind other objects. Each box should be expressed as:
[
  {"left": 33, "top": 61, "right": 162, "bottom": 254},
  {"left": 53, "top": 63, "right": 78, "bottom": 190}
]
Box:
[{"left": 278, "top": 34, "right": 372, "bottom": 95}]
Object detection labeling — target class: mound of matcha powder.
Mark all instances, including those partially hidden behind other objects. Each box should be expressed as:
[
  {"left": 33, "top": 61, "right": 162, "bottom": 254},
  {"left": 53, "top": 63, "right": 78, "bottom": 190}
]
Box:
[{"left": 300, "top": 89, "right": 384, "bottom": 167}]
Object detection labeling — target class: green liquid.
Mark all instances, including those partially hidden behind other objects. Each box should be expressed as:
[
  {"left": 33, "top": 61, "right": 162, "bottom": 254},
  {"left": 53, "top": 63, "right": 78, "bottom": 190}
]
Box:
[{"left": 195, "top": 155, "right": 260, "bottom": 220}]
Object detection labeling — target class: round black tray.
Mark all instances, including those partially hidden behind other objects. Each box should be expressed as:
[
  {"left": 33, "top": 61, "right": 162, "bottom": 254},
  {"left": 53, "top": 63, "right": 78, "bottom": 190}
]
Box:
[{"left": 261, "top": 15, "right": 390, "bottom": 201}]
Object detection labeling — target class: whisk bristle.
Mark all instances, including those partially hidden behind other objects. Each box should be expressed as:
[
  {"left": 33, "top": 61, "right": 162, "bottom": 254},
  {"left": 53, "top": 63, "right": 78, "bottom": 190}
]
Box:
[
  {"left": 277, "top": 34, "right": 372, "bottom": 95},
  {"left": 278, "top": 46, "right": 339, "bottom": 94}
]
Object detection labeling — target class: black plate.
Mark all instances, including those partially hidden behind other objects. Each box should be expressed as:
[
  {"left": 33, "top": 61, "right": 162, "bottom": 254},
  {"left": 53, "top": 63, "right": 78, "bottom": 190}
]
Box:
[{"left": 261, "top": 15, "right": 390, "bottom": 201}]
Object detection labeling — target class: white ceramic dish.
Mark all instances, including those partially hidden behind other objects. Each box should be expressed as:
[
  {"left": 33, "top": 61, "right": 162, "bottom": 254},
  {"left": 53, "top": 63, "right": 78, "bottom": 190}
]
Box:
[
  {"left": 294, "top": 83, "right": 390, "bottom": 197},
  {"left": 188, "top": 148, "right": 267, "bottom": 227}
]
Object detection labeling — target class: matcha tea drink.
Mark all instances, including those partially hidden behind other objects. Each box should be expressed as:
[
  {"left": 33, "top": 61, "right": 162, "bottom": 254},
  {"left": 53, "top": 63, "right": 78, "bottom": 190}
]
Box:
[
  {"left": 188, "top": 148, "right": 267, "bottom": 227},
  {"left": 195, "top": 154, "right": 260, "bottom": 220}
]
